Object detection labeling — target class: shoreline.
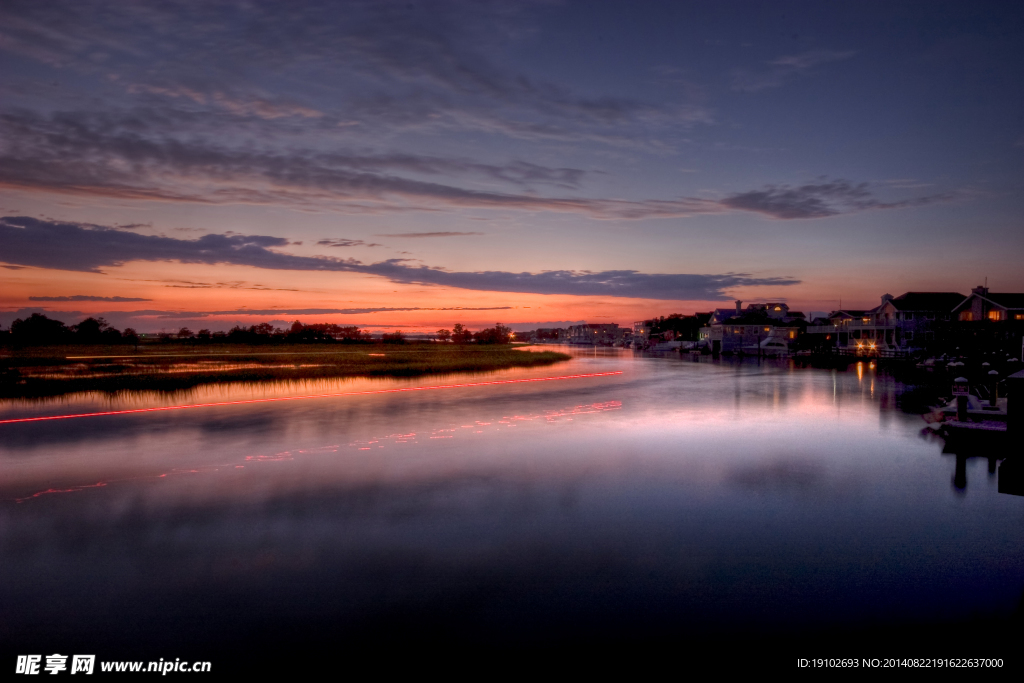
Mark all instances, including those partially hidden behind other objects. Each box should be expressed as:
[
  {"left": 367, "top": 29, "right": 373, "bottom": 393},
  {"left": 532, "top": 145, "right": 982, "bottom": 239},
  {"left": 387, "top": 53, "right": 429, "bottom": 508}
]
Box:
[{"left": 0, "top": 343, "right": 571, "bottom": 399}]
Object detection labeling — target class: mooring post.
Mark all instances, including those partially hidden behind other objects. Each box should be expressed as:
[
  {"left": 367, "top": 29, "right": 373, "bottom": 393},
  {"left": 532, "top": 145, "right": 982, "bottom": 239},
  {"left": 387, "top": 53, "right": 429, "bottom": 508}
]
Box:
[
  {"left": 1007, "top": 370, "right": 1024, "bottom": 436},
  {"left": 989, "top": 369, "right": 999, "bottom": 407},
  {"left": 953, "top": 376, "right": 969, "bottom": 422}
]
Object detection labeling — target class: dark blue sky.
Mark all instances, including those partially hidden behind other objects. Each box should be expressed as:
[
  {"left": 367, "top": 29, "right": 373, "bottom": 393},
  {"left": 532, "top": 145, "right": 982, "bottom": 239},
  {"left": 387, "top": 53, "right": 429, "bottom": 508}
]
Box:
[{"left": 1, "top": 1, "right": 1021, "bottom": 331}]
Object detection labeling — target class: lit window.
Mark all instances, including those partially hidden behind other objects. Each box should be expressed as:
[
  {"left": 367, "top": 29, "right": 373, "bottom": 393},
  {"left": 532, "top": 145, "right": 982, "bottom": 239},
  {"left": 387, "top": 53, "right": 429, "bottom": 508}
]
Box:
[{"left": 987, "top": 310, "right": 1003, "bottom": 321}]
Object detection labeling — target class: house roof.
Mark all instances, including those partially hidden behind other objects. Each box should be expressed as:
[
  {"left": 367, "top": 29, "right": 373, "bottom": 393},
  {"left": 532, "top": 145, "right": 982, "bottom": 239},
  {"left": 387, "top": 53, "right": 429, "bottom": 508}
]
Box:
[
  {"left": 717, "top": 314, "right": 801, "bottom": 327},
  {"left": 886, "top": 292, "right": 965, "bottom": 312},
  {"left": 984, "top": 293, "right": 1024, "bottom": 309},
  {"left": 952, "top": 291, "right": 1024, "bottom": 312}
]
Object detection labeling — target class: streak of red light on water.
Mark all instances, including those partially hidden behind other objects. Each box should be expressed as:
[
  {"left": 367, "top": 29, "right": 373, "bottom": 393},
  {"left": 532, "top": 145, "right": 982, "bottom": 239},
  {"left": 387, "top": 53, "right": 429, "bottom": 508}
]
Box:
[{"left": 0, "top": 371, "right": 623, "bottom": 425}]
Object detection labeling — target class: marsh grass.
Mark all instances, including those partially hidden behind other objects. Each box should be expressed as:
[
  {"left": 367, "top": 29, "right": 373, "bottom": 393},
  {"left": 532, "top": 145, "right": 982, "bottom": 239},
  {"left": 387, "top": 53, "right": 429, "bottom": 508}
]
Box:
[{"left": 0, "top": 343, "right": 570, "bottom": 397}]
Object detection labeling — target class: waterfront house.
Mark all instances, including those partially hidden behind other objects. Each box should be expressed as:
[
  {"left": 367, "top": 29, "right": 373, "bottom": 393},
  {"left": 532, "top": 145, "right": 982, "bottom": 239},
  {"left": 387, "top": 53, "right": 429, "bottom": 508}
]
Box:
[
  {"left": 699, "top": 300, "right": 801, "bottom": 354},
  {"left": 806, "top": 291, "right": 965, "bottom": 355},
  {"left": 566, "top": 323, "right": 624, "bottom": 345},
  {"left": 952, "top": 286, "right": 1024, "bottom": 322},
  {"left": 950, "top": 286, "right": 1024, "bottom": 355}
]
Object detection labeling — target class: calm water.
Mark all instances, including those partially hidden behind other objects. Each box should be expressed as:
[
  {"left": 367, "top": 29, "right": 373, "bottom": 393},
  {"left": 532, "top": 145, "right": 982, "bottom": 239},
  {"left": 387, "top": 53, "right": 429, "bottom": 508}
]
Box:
[{"left": 2, "top": 348, "right": 1022, "bottom": 664}]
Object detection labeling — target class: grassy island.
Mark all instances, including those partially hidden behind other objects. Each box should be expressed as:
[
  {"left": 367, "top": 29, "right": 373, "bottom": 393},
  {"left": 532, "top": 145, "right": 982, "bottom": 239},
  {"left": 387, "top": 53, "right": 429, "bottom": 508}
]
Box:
[{"left": 0, "top": 343, "right": 571, "bottom": 398}]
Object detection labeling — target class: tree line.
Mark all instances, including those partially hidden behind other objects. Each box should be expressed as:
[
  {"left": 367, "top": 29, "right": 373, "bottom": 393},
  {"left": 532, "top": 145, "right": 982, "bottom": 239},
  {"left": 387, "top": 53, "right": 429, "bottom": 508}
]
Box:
[
  {"left": 2, "top": 313, "right": 139, "bottom": 347},
  {"left": 0, "top": 314, "right": 375, "bottom": 347},
  {"left": 435, "top": 323, "right": 513, "bottom": 344},
  {"left": 1, "top": 314, "right": 515, "bottom": 346}
]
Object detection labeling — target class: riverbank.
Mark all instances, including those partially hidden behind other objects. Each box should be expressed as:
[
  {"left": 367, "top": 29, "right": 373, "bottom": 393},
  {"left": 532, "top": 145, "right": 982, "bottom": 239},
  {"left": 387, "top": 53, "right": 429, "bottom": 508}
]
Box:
[{"left": 0, "top": 343, "right": 571, "bottom": 397}]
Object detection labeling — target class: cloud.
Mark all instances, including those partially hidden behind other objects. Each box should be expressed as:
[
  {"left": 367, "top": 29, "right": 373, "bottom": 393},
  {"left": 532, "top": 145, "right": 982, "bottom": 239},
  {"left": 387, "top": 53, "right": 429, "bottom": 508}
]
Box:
[
  {"left": 154, "top": 306, "right": 515, "bottom": 318},
  {"left": 0, "top": 1, "right": 709, "bottom": 150},
  {"left": 0, "top": 113, "right": 943, "bottom": 219},
  {"left": 0, "top": 110, "right": 637, "bottom": 215},
  {"left": 732, "top": 50, "right": 856, "bottom": 92},
  {"left": 719, "top": 180, "right": 949, "bottom": 219},
  {"left": 28, "top": 295, "right": 152, "bottom": 302},
  {"left": 1, "top": 216, "right": 800, "bottom": 300},
  {"left": 376, "top": 231, "right": 485, "bottom": 238},
  {"left": 316, "top": 238, "right": 382, "bottom": 248}
]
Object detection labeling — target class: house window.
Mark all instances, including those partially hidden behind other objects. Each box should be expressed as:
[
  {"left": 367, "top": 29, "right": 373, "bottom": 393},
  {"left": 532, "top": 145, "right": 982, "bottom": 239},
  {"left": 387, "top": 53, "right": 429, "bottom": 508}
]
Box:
[
  {"left": 905, "top": 313, "right": 914, "bottom": 321},
  {"left": 987, "top": 310, "right": 1003, "bottom": 321},
  {"left": 959, "top": 311, "right": 973, "bottom": 321}
]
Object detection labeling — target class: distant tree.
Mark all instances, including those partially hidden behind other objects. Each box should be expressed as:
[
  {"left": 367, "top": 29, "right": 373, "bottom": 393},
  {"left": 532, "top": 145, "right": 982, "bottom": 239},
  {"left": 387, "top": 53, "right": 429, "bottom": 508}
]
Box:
[
  {"left": 123, "top": 327, "right": 140, "bottom": 351},
  {"left": 436, "top": 328, "right": 452, "bottom": 343},
  {"left": 336, "top": 326, "right": 370, "bottom": 342},
  {"left": 178, "top": 327, "right": 194, "bottom": 339},
  {"left": 381, "top": 331, "right": 406, "bottom": 344},
  {"left": 474, "top": 323, "right": 513, "bottom": 344},
  {"left": 451, "top": 323, "right": 472, "bottom": 344},
  {"left": 73, "top": 317, "right": 112, "bottom": 343},
  {"left": 251, "top": 322, "right": 275, "bottom": 336},
  {"left": 11, "top": 313, "right": 68, "bottom": 345},
  {"left": 197, "top": 329, "right": 212, "bottom": 341},
  {"left": 649, "top": 313, "right": 710, "bottom": 342}
]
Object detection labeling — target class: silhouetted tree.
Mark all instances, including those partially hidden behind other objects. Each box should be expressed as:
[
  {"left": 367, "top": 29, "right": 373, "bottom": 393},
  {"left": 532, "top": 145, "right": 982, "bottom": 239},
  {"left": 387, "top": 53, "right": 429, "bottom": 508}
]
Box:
[
  {"left": 11, "top": 313, "right": 69, "bottom": 345},
  {"left": 73, "top": 317, "right": 112, "bottom": 343},
  {"left": 123, "top": 327, "right": 140, "bottom": 351},
  {"left": 474, "top": 323, "right": 513, "bottom": 344},
  {"left": 436, "top": 328, "right": 452, "bottom": 343},
  {"left": 451, "top": 323, "right": 472, "bottom": 344}
]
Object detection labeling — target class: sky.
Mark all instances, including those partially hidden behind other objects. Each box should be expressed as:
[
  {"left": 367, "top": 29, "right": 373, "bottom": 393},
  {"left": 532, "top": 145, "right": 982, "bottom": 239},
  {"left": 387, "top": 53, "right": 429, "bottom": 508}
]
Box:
[{"left": 1, "top": 0, "right": 1022, "bottom": 333}]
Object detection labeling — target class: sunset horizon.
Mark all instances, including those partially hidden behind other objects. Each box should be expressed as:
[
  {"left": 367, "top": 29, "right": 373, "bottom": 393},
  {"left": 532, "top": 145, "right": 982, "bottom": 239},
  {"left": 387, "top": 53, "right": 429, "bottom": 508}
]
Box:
[{"left": 3, "top": 1, "right": 1021, "bottom": 334}]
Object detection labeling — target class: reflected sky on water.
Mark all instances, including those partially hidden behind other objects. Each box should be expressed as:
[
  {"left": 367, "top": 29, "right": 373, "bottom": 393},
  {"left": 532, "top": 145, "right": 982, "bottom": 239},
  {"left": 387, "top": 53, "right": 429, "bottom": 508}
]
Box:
[{"left": 2, "top": 348, "right": 1022, "bottom": 657}]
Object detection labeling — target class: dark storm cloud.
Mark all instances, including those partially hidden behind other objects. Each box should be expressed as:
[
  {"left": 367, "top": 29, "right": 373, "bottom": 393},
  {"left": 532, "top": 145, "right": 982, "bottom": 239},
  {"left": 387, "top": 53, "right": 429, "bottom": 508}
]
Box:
[
  {"left": 0, "top": 216, "right": 799, "bottom": 300},
  {"left": 28, "top": 295, "right": 151, "bottom": 302}
]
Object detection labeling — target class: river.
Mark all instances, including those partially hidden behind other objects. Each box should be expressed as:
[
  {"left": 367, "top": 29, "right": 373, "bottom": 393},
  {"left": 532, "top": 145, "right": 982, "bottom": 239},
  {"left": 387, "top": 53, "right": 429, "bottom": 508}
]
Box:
[{"left": 2, "top": 347, "right": 1021, "bottom": 667}]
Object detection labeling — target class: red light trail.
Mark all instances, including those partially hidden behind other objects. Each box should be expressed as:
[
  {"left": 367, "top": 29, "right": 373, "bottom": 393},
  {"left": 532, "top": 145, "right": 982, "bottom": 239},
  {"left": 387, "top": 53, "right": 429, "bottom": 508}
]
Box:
[{"left": 0, "top": 371, "right": 623, "bottom": 425}]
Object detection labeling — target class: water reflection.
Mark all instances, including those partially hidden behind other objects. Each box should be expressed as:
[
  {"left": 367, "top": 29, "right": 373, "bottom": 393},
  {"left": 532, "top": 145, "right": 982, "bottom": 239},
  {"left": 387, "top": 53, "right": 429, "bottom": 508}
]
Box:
[{"left": 1, "top": 349, "right": 1021, "bottom": 659}]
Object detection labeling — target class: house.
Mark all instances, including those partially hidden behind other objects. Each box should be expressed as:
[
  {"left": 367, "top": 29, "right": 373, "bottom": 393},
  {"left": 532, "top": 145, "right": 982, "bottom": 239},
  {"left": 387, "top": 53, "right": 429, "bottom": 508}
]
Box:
[
  {"left": 566, "top": 323, "right": 625, "bottom": 345},
  {"left": 699, "top": 300, "right": 800, "bottom": 354},
  {"left": 952, "top": 286, "right": 1024, "bottom": 322},
  {"left": 805, "top": 291, "right": 965, "bottom": 354},
  {"left": 950, "top": 286, "right": 1024, "bottom": 356},
  {"left": 874, "top": 291, "right": 965, "bottom": 350}
]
